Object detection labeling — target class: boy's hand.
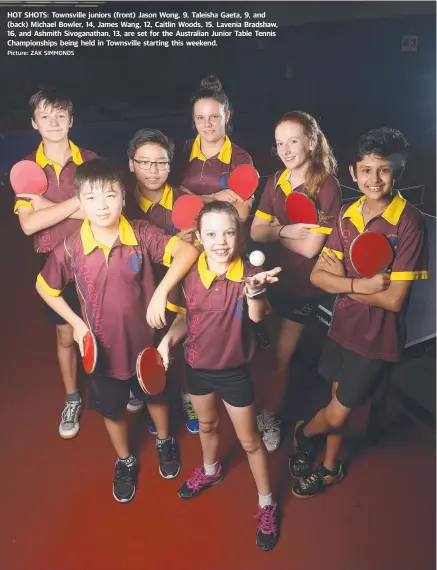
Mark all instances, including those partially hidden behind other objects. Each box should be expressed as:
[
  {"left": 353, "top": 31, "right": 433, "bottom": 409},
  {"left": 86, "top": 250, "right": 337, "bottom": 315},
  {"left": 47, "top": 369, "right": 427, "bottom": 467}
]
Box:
[
  {"left": 244, "top": 267, "right": 282, "bottom": 294},
  {"left": 72, "top": 319, "right": 90, "bottom": 357},
  {"left": 146, "top": 288, "right": 167, "bottom": 329},
  {"left": 157, "top": 337, "right": 172, "bottom": 371},
  {"left": 354, "top": 274, "right": 391, "bottom": 295},
  {"left": 16, "top": 193, "right": 53, "bottom": 210},
  {"left": 320, "top": 249, "right": 345, "bottom": 277},
  {"left": 176, "top": 228, "right": 196, "bottom": 244},
  {"left": 279, "top": 223, "right": 320, "bottom": 240}
]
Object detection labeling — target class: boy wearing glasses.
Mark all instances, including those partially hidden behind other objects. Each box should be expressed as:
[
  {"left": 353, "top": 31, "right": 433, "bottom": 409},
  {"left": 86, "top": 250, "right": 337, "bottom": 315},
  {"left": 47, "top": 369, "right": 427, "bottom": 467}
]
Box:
[{"left": 126, "top": 128, "right": 200, "bottom": 435}]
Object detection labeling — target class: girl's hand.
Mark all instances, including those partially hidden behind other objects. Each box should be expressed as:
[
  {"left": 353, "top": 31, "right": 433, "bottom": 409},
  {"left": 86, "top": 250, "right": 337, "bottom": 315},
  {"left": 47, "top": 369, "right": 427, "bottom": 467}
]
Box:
[{"left": 244, "top": 267, "right": 282, "bottom": 294}]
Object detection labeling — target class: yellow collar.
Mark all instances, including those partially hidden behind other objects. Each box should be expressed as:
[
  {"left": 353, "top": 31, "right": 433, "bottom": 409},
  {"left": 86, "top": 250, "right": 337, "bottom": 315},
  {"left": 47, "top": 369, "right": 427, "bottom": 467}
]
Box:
[
  {"left": 36, "top": 140, "right": 83, "bottom": 177},
  {"left": 198, "top": 251, "right": 244, "bottom": 289},
  {"left": 80, "top": 215, "right": 138, "bottom": 256},
  {"left": 189, "top": 135, "right": 232, "bottom": 164},
  {"left": 277, "top": 169, "right": 292, "bottom": 196},
  {"left": 134, "top": 184, "right": 173, "bottom": 213},
  {"left": 342, "top": 191, "right": 407, "bottom": 233}
]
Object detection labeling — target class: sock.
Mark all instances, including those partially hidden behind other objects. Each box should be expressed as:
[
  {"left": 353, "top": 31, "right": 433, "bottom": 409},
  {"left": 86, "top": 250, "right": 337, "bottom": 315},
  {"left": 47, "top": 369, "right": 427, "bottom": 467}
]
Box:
[
  {"left": 66, "top": 391, "right": 81, "bottom": 403},
  {"left": 203, "top": 461, "right": 218, "bottom": 475},
  {"left": 296, "top": 423, "right": 312, "bottom": 451},
  {"left": 181, "top": 392, "right": 191, "bottom": 404},
  {"left": 258, "top": 493, "right": 274, "bottom": 508},
  {"left": 157, "top": 436, "right": 171, "bottom": 445},
  {"left": 118, "top": 454, "right": 136, "bottom": 468}
]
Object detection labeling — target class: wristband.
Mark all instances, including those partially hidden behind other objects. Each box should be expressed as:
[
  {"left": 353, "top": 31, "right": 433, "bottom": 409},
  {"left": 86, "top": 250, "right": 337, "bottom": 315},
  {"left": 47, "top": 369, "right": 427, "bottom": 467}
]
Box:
[
  {"left": 350, "top": 278, "right": 355, "bottom": 293},
  {"left": 278, "top": 225, "right": 285, "bottom": 238},
  {"left": 244, "top": 286, "right": 267, "bottom": 300}
]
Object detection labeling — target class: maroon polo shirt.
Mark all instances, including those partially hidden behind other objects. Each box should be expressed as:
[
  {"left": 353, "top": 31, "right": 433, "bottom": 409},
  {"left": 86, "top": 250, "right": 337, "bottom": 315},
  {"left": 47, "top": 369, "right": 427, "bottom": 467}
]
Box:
[
  {"left": 14, "top": 141, "right": 98, "bottom": 254},
  {"left": 181, "top": 252, "right": 262, "bottom": 370},
  {"left": 325, "top": 192, "right": 429, "bottom": 362},
  {"left": 179, "top": 135, "right": 253, "bottom": 196},
  {"left": 255, "top": 170, "right": 342, "bottom": 298},
  {"left": 37, "top": 216, "right": 180, "bottom": 380}
]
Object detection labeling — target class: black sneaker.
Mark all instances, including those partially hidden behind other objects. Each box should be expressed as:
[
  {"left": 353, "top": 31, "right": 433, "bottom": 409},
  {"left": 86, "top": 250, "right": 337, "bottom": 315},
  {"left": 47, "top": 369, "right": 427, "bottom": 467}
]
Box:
[
  {"left": 255, "top": 503, "right": 279, "bottom": 551},
  {"left": 113, "top": 458, "right": 138, "bottom": 503},
  {"left": 292, "top": 462, "right": 345, "bottom": 499},
  {"left": 288, "top": 420, "right": 314, "bottom": 479},
  {"left": 156, "top": 436, "right": 180, "bottom": 479}
]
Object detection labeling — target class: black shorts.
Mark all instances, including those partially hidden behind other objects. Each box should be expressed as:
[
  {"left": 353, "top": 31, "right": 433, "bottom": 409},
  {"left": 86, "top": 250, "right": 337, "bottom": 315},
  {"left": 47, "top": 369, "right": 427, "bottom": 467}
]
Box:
[
  {"left": 318, "top": 337, "right": 388, "bottom": 410},
  {"left": 186, "top": 364, "right": 255, "bottom": 408},
  {"left": 88, "top": 372, "right": 167, "bottom": 420},
  {"left": 41, "top": 254, "right": 81, "bottom": 325},
  {"left": 269, "top": 293, "right": 320, "bottom": 324}
]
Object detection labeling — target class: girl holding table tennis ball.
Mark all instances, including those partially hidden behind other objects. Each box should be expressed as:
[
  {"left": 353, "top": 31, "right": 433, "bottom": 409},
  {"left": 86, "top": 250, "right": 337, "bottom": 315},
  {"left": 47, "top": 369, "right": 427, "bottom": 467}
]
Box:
[
  {"left": 250, "top": 111, "right": 342, "bottom": 453},
  {"left": 174, "top": 74, "right": 255, "bottom": 222}
]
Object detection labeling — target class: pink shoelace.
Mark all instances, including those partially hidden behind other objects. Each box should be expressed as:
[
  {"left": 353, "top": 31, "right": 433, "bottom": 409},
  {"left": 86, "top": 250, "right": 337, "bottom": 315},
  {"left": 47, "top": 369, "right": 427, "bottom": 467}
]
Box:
[
  {"left": 186, "top": 467, "right": 218, "bottom": 490},
  {"left": 254, "top": 504, "right": 277, "bottom": 534}
]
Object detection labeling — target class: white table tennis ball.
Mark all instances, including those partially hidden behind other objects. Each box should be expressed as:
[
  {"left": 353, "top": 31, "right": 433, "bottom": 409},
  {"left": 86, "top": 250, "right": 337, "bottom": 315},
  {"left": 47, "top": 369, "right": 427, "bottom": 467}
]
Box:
[{"left": 249, "top": 250, "right": 265, "bottom": 267}]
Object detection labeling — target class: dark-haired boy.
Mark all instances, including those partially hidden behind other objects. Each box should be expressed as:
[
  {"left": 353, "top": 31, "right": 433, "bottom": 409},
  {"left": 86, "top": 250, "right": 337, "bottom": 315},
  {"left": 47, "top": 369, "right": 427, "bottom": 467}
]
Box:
[
  {"left": 14, "top": 88, "right": 97, "bottom": 439},
  {"left": 289, "top": 128, "right": 429, "bottom": 498}
]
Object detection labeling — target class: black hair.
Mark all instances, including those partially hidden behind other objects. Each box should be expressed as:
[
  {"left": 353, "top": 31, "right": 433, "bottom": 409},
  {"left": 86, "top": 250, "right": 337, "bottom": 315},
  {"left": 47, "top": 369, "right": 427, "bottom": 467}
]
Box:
[
  {"left": 190, "top": 74, "right": 232, "bottom": 135},
  {"left": 351, "top": 127, "right": 409, "bottom": 177},
  {"left": 74, "top": 158, "right": 126, "bottom": 197},
  {"left": 127, "top": 128, "right": 175, "bottom": 162},
  {"left": 29, "top": 88, "right": 73, "bottom": 118}
]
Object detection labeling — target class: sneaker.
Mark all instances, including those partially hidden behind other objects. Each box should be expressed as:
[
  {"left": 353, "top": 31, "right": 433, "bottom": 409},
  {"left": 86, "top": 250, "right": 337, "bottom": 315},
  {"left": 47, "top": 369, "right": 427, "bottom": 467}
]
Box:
[
  {"left": 113, "top": 458, "right": 139, "bottom": 503},
  {"left": 126, "top": 392, "right": 144, "bottom": 413},
  {"left": 292, "top": 462, "right": 345, "bottom": 499},
  {"left": 288, "top": 420, "right": 314, "bottom": 479},
  {"left": 182, "top": 400, "right": 199, "bottom": 434},
  {"left": 178, "top": 464, "right": 223, "bottom": 500},
  {"left": 148, "top": 418, "right": 157, "bottom": 436},
  {"left": 156, "top": 436, "right": 181, "bottom": 479},
  {"left": 257, "top": 412, "right": 281, "bottom": 453},
  {"left": 59, "top": 399, "right": 83, "bottom": 439},
  {"left": 255, "top": 503, "right": 279, "bottom": 551}
]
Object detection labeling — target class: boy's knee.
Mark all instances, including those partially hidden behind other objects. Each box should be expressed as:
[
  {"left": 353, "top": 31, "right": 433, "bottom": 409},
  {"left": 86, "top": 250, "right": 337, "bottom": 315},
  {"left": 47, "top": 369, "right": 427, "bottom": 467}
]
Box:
[
  {"left": 325, "top": 407, "right": 348, "bottom": 431},
  {"left": 56, "top": 325, "right": 75, "bottom": 349},
  {"left": 199, "top": 418, "right": 219, "bottom": 435}
]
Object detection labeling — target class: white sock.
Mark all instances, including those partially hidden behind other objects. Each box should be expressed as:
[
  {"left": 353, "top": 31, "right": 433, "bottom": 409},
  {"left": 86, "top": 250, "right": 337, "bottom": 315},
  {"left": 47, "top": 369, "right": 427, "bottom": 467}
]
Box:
[
  {"left": 203, "top": 461, "right": 218, "bottom": 475},
  {"left": 258, "top": 492, "right": 274, "bottom": 508},
  {"left": 181, "top": 392, "right": 191, "bottom": 404}
]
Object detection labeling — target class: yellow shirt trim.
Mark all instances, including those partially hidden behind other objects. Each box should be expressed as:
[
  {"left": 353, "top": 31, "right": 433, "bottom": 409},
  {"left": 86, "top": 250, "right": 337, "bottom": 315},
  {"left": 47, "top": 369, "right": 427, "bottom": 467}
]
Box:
[
  {"left": 189, "top": 135, "right": 232, "bottom": 165},
  {"left": 198, "top": 251, "right": 244, "bottom": 289},
  {"left": 35, "top": 140, "right": 83, "bottom": 179},
  {"left": 322, "top": 247, "right": 344, "bottom": 261},
  {"left": 36, "top": 273, "right": 63, "bottom": 296},
  {"left": 277, "top": 169, "right": 292, "bottom": 196},
  {"left": 255, "top": 210, "right": 274, "bottom": 222},
  {"left": 134, "top": 184, "right": 173, "bottom": 213},
  {"left": 14, "top": 199, "right": 33, "bottom": 215},
  {"left": 390, "top": 270, "right": 428, "bottom": 281},
  {"left": 342, "top": 192, "right": 407, "bottom": 233},
  {"left": 310, "top": 227, "right": 332, "bottom": 235},
  {"left": 80, "top": 215, "right": 138, "bottom": 262},
  {"left": 162, "top": 235, "right": 180, "bottom": 268},
  {"left": 166, "top": 301, "right": 187, "bottom": 314}
]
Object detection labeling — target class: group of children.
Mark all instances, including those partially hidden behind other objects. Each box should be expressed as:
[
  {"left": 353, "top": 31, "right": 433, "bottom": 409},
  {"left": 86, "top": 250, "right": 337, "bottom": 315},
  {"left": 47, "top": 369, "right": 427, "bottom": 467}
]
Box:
[{"left": 13, "top": 76, "right": 429, "bottom": 552}]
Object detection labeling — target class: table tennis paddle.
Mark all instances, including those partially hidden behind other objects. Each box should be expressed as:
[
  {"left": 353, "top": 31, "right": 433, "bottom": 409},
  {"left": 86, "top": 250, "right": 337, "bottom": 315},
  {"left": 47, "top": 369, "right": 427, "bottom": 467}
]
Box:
[
  {"left": 82, "top": 331, "right": 98, "bottom": 374},
  {"left": 136, "top": 347, "right": 167, "bottom": 396},
  {"left": 172, "top": 194, "right": 203, "bottom": 230},
  {"left": 285, "top": 192, "right": 318, "bottom": 224},
  {"left": 10, "top": 160, "right": 48, "bottom": 195},
  {"left": 349, "top": 232, "right": 394, "bottom": 278},
  {"left": 226, "top": 164, "right": 259, "bottom": 200}
]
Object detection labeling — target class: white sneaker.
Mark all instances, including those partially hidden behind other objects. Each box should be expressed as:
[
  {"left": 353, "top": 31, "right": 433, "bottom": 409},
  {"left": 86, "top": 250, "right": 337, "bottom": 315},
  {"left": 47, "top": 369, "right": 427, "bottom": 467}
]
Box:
[
  {"left": 59, "top": 399, "right": 83, "bottom": 439},
  {"left": 126, "top": 391, "right": 144, "bottom": 413},
  {"left": 258, "top": 412, "right": 281, "bottom": 453}
]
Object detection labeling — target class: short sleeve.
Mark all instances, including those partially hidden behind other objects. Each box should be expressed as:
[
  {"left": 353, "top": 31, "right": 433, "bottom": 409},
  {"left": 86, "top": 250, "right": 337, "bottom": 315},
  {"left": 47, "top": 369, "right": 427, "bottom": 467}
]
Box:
[
  {"left": 254, "top": 174, "right": 276, "bottom": 222},
  {"left": 322, "top": 210, "right": 345, "bottom": 260},
  {"left": 14, "top": 197, "right": 33, "bottom": 215},
  {"left": 390, "top": 214, "right": 429, "bottom": 281},
  {"left": 36, "top": 240, "right": 74, "bottom": 295},
  {"left": 315, "top": 176, "right": 342, "bottom": 234},
  {"left": 138, "top": 221, "right": 180, "bottom": 268}
]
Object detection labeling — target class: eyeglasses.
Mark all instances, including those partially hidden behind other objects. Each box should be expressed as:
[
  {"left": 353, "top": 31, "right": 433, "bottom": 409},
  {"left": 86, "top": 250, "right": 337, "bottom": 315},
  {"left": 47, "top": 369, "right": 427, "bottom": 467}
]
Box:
[{"left": 132, "top": 159, "right": 170, "bottom": 171}]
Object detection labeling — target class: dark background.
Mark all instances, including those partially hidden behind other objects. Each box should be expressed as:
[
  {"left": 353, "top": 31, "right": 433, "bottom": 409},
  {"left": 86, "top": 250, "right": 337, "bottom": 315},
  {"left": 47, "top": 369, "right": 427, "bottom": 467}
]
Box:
[{"left": 0, "top": 1, "right": 435, "bottom": 212}]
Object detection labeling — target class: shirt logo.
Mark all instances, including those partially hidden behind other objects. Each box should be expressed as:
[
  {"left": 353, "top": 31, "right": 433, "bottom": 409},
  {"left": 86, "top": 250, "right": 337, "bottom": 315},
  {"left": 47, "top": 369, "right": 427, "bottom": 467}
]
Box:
[
  {"left": 235, "top": 298, "right": 244, "bottom": 319},
  {"left": 129, "top": 252, "right": 143, "bottom": 272}
]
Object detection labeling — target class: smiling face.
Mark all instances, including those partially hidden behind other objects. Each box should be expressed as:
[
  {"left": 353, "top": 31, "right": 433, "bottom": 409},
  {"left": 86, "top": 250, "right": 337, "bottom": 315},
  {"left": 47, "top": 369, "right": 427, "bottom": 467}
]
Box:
[
  {"left": 78, "top": 179, "right": 124, "bottom": 230},
  {"left": 197, "top": 211, "right": 238, "bottom": 268},
  {"left": 193, "top": 98, "right": 229, "bottom": 144},
  {"left": 129, "top": 143, "right": 170, "bottom": 192},
  {"left": 274, "top": 120, "right": 313, "bottom": 171},
  {"left": 349, "top": 154, "right": 395, "bottom": 202},
  {"left": 31, "top": 100, "right": 72, "bottom": 143}
]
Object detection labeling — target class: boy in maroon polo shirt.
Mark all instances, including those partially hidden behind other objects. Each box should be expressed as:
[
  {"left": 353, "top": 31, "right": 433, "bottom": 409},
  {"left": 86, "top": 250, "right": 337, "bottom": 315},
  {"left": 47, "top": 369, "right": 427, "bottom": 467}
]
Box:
[
  {"left": 14, "top": 88, "right": 98, "bottom": 440},
  {"left": 35, "top": 158, "right": 199, "bottom": 503},
  {"left": 157, "top": 201, "right": 282, "bottom": 551},
  {"left": 125, "top": 128, "right": 199, "bottom": 434},
  {"left": 289, "top": 128, "right": 429, "bottom": 498}
]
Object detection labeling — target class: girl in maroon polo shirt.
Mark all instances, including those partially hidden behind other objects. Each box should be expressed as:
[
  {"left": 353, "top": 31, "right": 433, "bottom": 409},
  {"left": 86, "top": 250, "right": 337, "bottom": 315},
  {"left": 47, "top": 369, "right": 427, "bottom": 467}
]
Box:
[
  {"left": 157, "top": 201, "right": 281, "bottom": 552},
  {"left": 250, "top": 111, "right": 342, "bottom": 452},
  {"left": 174, "top": 75, "right": 254, "bottom": 223}
]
